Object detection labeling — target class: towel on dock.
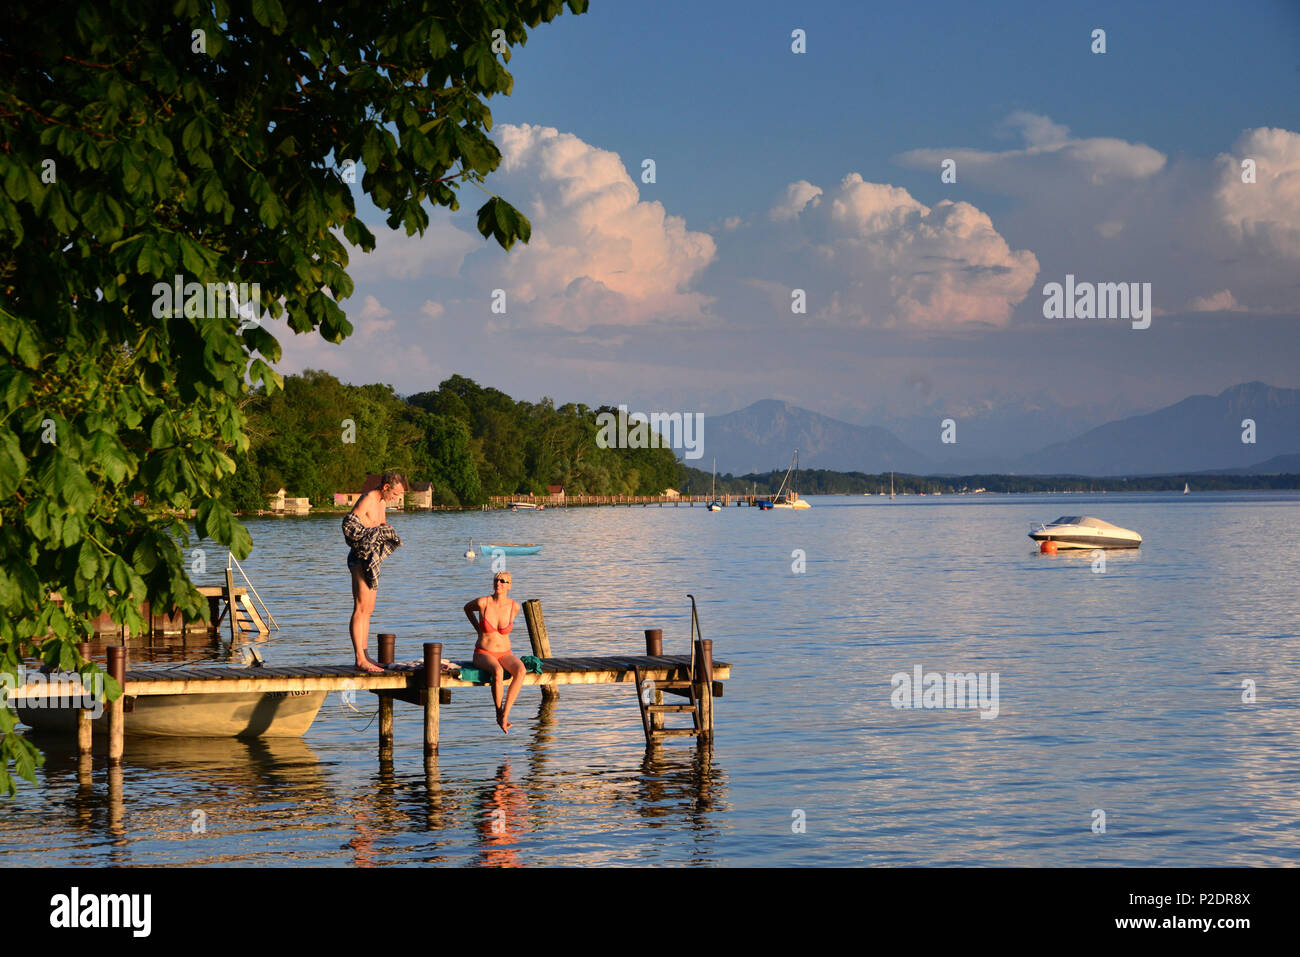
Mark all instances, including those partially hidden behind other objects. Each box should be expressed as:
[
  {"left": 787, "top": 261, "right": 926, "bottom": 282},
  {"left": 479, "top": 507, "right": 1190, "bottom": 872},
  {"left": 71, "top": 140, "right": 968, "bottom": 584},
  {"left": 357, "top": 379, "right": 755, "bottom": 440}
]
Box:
[
  {"left": 342, "top": 513, "right": 401, "bottom": 588},
  {"left": 454, "top": 655, "right": 544, "bottom": 684}
]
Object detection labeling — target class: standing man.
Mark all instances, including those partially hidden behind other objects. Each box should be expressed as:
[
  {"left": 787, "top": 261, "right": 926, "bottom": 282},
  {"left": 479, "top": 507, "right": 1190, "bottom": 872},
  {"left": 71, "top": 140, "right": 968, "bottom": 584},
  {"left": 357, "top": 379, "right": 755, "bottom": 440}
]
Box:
[{"left": 343, "top": 472, "right": 406, "bottom": 673}]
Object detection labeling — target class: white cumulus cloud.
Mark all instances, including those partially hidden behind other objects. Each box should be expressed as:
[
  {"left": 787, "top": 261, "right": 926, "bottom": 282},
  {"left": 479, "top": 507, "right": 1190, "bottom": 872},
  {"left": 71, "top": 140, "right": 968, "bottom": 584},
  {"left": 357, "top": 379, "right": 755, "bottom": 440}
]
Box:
[
  {"left": 772, "top": 172, "right": 1040, "bottom": 327},
  {"left": 358, "top": 295, "right": 390, "bottom": 321},
  {"left": 1214, "top": 127, "right": 1300, "bottom": 260},
  {"left": 769, "top": 180, "right": 823, "bottom": 221},
  {"left": 481, "top": 124, "right": 718, "bottom": 330},
  {"left": 895, "top": 112, "right": 1166, "bottom": 192},
  {"left": 345, "top": 220, "right": 479, "bottom": 281},
  {"left": 1185, "top": 289, "right": 1246, "bottom": 312}
]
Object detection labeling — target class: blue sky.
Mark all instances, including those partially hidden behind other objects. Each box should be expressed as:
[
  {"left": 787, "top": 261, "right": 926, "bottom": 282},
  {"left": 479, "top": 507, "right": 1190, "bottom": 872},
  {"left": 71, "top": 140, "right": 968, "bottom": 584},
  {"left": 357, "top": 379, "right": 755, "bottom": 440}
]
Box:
[
  {"left": 489, "top": 0, "right": 1299, "bottom": 222},
  {"left": 273, "top": 0, "right": 1300, "bottom": 455}
]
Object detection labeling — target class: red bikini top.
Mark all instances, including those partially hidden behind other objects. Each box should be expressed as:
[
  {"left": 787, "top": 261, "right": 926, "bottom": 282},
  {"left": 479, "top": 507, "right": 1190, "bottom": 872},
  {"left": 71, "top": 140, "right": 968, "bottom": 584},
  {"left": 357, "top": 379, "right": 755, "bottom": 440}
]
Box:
[{"left": 482, "top": 605, "right": 515, "bottom": 635}]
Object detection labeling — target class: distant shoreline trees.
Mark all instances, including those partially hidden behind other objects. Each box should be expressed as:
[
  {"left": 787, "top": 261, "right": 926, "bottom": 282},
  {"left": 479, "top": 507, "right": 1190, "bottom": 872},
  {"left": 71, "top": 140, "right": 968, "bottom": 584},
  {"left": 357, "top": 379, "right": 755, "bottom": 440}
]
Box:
[
  {"left": 220, "top": 371, "right": 681, "bottom": 509},
  {"left": 680, "top": 465, "right": 1300, "bottom": 496},
  {"left": 220, "top": 376, "right": 1298, "bottom": 514}
]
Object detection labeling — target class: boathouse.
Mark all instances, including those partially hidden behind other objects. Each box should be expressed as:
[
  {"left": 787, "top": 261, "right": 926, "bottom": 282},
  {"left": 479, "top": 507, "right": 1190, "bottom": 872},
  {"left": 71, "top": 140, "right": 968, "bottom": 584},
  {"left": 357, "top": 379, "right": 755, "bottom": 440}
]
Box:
[
  {"left": 406, "top": 481, "right": 434, "bottom": 509},
  {"left": 268, "top": 488, "right": 311, "bottom": 513}
]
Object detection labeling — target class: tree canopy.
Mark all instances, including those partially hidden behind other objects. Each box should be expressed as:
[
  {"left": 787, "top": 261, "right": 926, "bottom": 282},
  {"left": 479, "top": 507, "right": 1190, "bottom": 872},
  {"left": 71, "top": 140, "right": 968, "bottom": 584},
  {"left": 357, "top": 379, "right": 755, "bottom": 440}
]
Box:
[
  {"left": 225, "top": 371, "right": 682, "bottom": 510},
  {"left": 0, "top": 0, "right": 587, "bottom": 795}
]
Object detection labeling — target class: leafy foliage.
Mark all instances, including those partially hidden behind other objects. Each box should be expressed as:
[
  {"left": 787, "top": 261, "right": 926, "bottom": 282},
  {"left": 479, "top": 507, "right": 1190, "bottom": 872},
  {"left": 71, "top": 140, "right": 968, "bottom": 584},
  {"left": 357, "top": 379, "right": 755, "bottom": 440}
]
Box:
[
  {"left": 0, "top": 0, "right": 587, "bottom": 795},
  {"left": 227, "top": 372, "right": 682, "bottom": 507}
]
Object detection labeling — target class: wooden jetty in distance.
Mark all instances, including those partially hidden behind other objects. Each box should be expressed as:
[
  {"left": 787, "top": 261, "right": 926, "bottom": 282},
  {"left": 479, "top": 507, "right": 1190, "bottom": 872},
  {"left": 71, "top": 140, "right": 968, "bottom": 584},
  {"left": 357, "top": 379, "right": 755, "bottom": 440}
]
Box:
[
  {"left": 47, "top": 567, "right": 271, "bottom": 644},
  {"left": 490, "top": 493, "right": 760, "bottom": 509},
  {"left": 10, "top": 600, "right": 732, "bottom": 765}
]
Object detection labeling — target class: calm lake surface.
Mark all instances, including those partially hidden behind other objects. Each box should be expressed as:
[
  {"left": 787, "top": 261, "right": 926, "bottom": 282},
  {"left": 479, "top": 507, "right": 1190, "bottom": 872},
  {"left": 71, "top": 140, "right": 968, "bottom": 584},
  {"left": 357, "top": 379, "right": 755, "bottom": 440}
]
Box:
[{"left": 4, "top": 492, "right": 1299, "bottom": 866}]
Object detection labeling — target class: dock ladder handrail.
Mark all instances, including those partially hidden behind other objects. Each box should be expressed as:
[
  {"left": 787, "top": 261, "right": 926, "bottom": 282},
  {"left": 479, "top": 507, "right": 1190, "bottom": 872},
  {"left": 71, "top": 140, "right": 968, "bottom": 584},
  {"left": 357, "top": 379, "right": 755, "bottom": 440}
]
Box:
[
  {"left": 227, "top": 551, "right": 279, "bottom": 632},
  {"left": 633, "top": 595, "right": 706, "bottom": 745}
]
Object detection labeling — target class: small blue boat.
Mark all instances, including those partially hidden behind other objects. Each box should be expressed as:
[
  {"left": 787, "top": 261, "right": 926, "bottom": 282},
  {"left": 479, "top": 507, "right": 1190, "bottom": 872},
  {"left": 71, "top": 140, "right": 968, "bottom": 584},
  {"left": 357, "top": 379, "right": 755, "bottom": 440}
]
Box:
[{"left": 483, "top": 543, "right": 542, "bottom": 555}]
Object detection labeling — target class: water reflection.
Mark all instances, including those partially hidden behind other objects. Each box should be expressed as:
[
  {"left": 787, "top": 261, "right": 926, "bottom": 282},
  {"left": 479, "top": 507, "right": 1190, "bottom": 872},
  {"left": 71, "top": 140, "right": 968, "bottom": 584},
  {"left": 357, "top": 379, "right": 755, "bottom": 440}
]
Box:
[
  {"left": 472, "top": 762, "right": 526, "bottom": 868},
  {"left": 26, "top": 731, "right": 332, "bottom": 859},
  {"left": 4, "top": 494, "right": 1296, "bottom": 866}
]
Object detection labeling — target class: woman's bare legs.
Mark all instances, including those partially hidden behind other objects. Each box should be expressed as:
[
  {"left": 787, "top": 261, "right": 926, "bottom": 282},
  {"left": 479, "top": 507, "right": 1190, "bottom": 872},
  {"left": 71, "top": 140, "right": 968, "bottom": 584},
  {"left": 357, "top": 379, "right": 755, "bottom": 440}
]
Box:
[
  {"left": 349, "top": 566, "right": 384, "bottom": 673},
  {"left": 473, "top": 650, "right": 507, "bottom": 730},
  {"left": 498, "top": 654, "right": 527, "bottom": 733}
]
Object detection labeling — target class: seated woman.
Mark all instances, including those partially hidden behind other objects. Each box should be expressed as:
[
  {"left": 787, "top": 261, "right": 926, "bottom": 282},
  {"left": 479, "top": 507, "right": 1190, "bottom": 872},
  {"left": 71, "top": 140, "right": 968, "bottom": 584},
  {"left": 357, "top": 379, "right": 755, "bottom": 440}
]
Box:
[{"left": 463, "top": 572, "right": 527, "bottom": 733}]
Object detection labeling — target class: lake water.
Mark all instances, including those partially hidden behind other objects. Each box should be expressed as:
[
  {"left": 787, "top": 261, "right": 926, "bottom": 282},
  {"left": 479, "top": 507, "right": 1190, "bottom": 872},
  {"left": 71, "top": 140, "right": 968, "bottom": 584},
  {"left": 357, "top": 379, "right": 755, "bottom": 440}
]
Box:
[{"left": 4, "top": 492, "right": 1299, "bottom": 866}]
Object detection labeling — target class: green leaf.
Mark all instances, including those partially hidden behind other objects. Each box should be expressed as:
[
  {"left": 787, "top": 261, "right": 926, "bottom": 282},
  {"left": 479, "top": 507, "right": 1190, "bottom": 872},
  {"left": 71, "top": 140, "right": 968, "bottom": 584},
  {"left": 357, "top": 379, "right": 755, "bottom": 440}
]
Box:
[
  {"left": 427, "top": 20, "right": 449, "bottom": 57},
  {"left": 342, "top": 217, "right": 376, "bottom": 251},
  {"left": 177, "top": 234, "right": 213, "bottom": 277},
  {"left": 250, "top": 0, "right": 286, "bottom": 30},
  {"left": 10, "top": 324, "right": 40, "bottom": 369},
  {"left": 0, "top": 430, "right": 25, "bottom": 499},
  {"left": 77, "top": 543, "right": 101, "bottom": 584},
  {"left": 149, "top": 413, "right": 173, "bottom": 449},
  {"left": 476, "top": 197, "right": 530, "bottom": 250},
  {"left": 0, "top": 369, "right": 32, "bottom": 411},
  {"left": 476, "top": 196, "right": 501, "bottom": 243}
]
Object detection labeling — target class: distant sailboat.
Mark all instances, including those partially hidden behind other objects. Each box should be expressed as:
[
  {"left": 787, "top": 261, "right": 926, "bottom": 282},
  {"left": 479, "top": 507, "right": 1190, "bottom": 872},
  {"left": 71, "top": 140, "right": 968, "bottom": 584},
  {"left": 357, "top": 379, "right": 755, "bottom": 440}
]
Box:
[
  {"left": 708, "top": 459, "right": 722, "bottom": 511},
  {"left": 1183, "top": 482, "right": 1190, "bottom": 495},
  {"left": 770, "top": 450, "right": 811, "bottom": 509},
  {"left": 890, "top": 472, "right": 895, "bottom": 501}
]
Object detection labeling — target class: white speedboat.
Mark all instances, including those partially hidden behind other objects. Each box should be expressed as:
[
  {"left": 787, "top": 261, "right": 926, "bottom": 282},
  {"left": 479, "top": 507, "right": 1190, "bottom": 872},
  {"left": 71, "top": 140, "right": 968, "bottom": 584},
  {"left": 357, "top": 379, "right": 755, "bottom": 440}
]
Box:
[{"left": 1029, "top": 516, "right": 1142, "bottom": 549}]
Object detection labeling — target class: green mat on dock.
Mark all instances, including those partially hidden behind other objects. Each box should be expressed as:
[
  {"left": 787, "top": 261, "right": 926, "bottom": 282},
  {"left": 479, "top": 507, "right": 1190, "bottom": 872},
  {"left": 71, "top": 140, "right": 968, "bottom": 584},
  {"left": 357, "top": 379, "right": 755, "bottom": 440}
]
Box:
[{"left": 454, "top": 655, "right": 544, "bottom": 684}]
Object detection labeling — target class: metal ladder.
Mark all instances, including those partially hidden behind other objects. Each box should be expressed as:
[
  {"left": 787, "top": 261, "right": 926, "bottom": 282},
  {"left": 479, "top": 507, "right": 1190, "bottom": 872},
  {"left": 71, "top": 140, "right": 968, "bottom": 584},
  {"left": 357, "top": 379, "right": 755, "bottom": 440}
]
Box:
[{"left": 634, "top": 595, "right": 705, "bottom": 745}]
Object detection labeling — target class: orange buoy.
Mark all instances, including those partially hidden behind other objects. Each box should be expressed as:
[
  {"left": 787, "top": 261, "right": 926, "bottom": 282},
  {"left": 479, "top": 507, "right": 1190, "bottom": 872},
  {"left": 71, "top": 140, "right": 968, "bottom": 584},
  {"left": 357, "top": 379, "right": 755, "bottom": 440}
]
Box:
[{"left": 1040, "top": 540, "right": 1058, "bottom": 554}]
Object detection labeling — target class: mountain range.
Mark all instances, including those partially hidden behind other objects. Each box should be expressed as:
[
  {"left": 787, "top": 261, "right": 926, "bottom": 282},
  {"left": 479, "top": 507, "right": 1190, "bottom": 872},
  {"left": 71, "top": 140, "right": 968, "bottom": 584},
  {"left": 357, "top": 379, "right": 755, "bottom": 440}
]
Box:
[{"left": 693, "top": 383, "right": 1300, "bottom": 477}]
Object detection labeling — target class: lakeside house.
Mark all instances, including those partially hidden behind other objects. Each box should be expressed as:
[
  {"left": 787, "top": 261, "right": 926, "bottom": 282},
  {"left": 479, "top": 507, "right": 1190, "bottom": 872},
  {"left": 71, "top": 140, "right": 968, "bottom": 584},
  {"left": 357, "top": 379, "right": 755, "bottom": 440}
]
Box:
[
  {"left": 334, "top": 478, "right": 432, "bottom": 510},
  {"left": 662, "top": 488, "right": 680, "bottom": 499},
  {"left": 546, "top": 484, "right": 565, "bottom": 503},
  {"left": 268, "top": 488, "right": 311, "bottom": 513},
  {"left": 406, "top": 481, "right": 433, "bottom": 509}
]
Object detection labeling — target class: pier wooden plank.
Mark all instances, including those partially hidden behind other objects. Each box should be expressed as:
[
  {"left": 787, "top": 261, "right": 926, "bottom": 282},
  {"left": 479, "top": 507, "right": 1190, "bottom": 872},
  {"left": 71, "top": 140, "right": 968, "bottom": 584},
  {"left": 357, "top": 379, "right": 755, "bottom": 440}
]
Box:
[{"left": 14, "top": 656, "right": 729, "bottom": 700}]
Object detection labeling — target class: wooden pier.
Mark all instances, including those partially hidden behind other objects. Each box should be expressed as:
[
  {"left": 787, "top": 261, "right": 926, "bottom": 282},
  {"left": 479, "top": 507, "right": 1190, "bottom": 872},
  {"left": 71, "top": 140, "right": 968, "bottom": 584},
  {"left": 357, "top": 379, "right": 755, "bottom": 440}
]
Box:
[
  {"left": 47, "top": 570, "right": 269, "bottom": 643},
  {"left": 490, "top": 493, "right": 760, "bottom": 508},
  {"left": 9, "top": 600, "right": 731, "bottom": 762}
]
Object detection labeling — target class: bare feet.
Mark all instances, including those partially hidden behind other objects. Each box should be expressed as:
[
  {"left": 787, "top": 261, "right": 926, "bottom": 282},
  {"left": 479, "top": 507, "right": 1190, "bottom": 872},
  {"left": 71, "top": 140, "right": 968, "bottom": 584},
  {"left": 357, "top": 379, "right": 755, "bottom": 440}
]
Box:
[
  {"left": 497, "top": 707, "right": 512, "bottom": 734},
  {"left": 354, "top": 657, "right": 385, "bottom": 674}
]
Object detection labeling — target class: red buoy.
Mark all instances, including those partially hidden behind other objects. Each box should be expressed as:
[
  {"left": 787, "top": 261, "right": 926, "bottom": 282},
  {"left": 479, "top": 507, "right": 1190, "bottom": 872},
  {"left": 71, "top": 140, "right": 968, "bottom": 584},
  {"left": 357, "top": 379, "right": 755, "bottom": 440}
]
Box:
[{"left": 1040, "top": 540, "right": 1058, "bottom": 554}]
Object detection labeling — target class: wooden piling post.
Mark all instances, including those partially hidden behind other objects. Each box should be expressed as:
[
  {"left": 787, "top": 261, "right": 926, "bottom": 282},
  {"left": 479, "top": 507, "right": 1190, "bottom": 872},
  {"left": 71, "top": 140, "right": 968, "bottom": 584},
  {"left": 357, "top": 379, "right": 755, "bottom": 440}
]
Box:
[
  {"left": 523, "top": 599, "right": 557, "bottom": 701},
  {"left": 378, "top": 633, "right": 395, "bottom": 753},
  {"left": 424, "top": 642, "right": 441, "bottom": 755},
  {"left": 695, "top": 638, "right": 714, "bottom": 739},
  {"left": 107, "top": 764, "right": 125, "bottom": 835},
  {"left": 76, "top": 642, "right": 93, "bottom": 756},
  {"left": 106, "top": 645, "right": 126, "bottom": 765},
  {"left": 644, "top": 629, "right": 664, "bottom": 733}
]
